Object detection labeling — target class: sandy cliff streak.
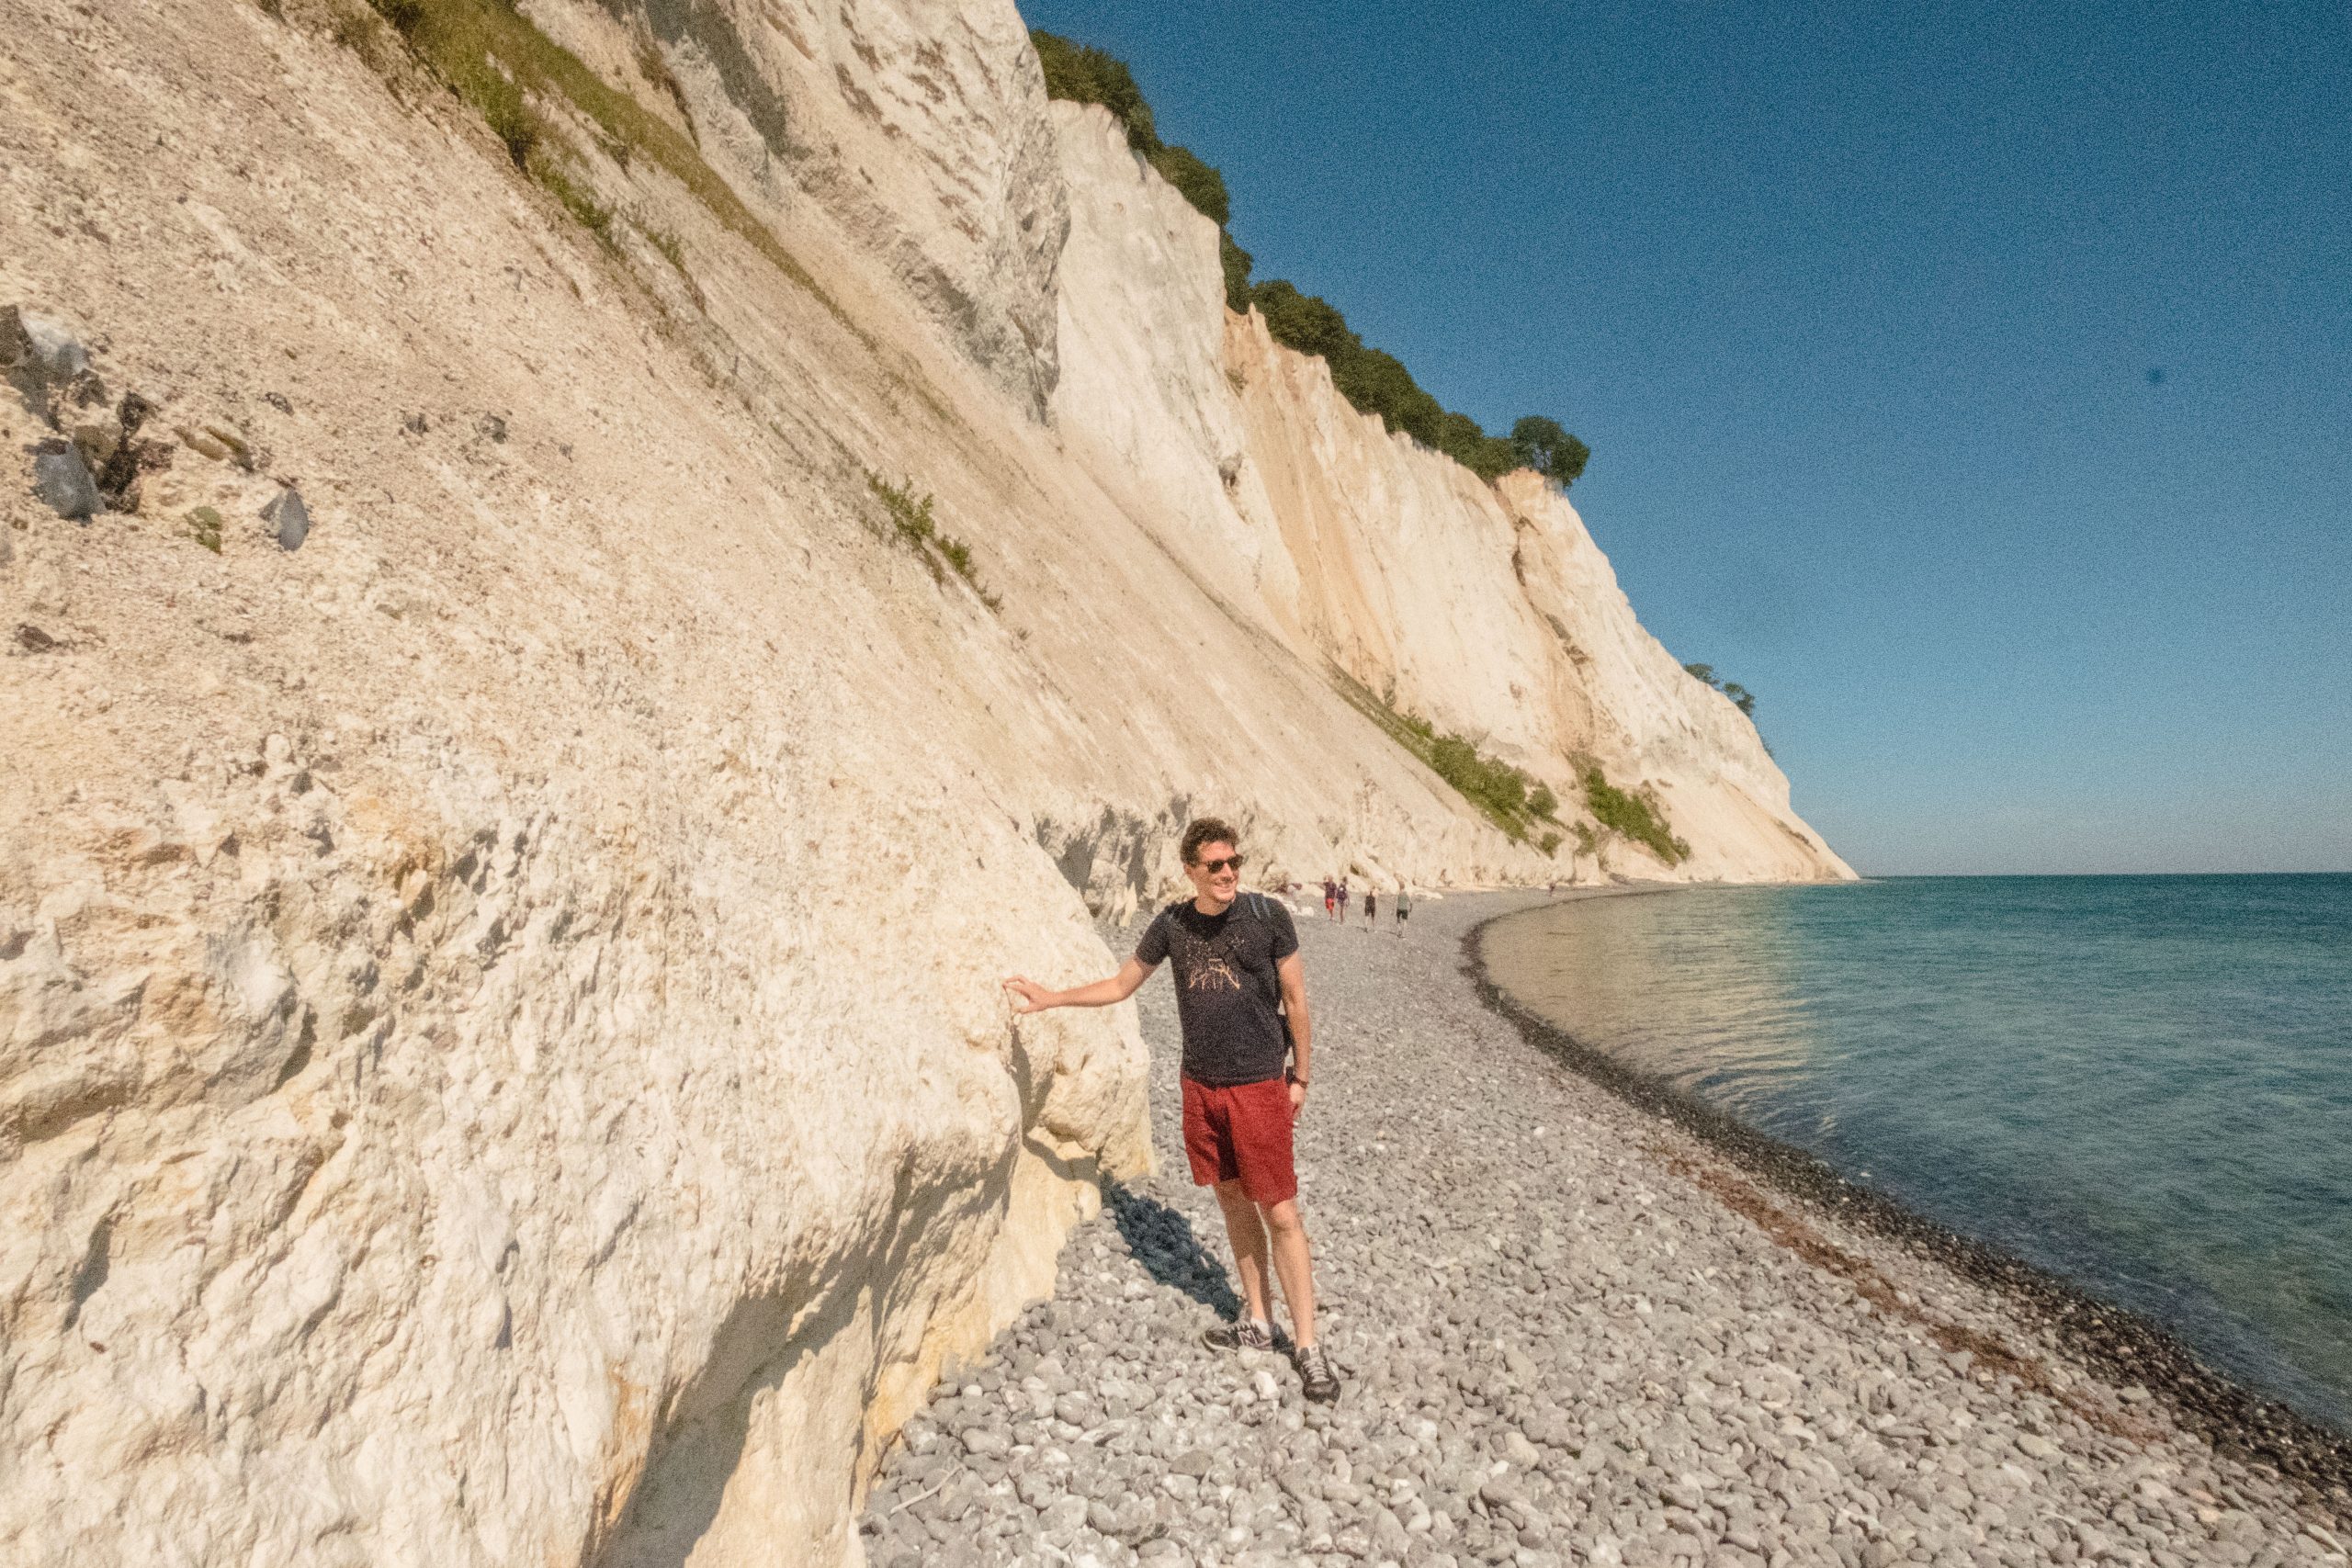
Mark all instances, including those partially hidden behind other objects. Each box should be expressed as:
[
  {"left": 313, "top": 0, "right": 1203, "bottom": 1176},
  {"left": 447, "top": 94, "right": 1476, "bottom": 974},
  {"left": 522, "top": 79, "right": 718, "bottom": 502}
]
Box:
[{"left": 0, "top": 1, "right": 1847, "bottom": 1563}]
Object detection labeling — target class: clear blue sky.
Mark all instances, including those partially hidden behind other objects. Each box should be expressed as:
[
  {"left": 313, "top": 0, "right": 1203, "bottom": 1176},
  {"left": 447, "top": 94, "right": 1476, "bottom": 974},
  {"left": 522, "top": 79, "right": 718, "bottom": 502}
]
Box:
[{"left": 1022, "top": 0, "right": 2352, "bottom": 874}]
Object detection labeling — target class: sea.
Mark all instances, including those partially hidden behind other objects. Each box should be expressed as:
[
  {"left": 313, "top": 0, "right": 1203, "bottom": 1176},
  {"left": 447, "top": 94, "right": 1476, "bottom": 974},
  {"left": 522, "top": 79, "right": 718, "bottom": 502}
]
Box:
[{"left": 1479, "top": 874, "right": 2352, "bottom": 1434}]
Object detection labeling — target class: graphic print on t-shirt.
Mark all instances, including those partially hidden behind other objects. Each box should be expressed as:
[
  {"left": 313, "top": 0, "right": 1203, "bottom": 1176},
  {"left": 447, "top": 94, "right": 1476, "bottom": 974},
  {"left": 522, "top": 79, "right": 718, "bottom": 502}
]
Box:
[{"left": 1173, "top": 929, "right": 1243, "bottom": 994}]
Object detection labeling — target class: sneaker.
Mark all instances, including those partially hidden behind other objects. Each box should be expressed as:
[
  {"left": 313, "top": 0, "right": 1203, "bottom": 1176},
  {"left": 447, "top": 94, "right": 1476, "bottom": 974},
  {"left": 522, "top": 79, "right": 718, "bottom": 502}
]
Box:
[
  {"left": 1295, "top": 1344, "right": 1341, "bottom": 1404},
  {"left": 1202, "top": 1317, "right": 1277, "bottom": 1352}
]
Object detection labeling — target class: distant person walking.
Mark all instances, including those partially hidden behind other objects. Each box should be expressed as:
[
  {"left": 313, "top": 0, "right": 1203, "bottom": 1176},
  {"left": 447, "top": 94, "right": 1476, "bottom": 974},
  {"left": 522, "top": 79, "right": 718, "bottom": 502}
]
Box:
[
  {"left": 1363, "top": 889, "right": 1377, "bottom": 930},
  {"left": 1394, "top": 885, "right": 1411, "bottom": 935},
  {"left": 1336, "top": 878, "right": 1349, "bottom": 923},
  {"left": 1003, "top": 818, "right": 1340, "bottom": 1404},
  {"left": 1322, "top": 878, "right": 1337, "bottom": 923}
]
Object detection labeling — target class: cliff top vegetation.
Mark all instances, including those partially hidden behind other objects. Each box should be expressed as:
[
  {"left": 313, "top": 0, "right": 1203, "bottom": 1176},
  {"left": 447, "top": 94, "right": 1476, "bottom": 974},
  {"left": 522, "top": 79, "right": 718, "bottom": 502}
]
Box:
[
  {"left": 1033, "top": 30, "right": 1589, "bottom": 491},
  {"left": 1682, "top": 661, "right": 1758, "bottom": 717}
]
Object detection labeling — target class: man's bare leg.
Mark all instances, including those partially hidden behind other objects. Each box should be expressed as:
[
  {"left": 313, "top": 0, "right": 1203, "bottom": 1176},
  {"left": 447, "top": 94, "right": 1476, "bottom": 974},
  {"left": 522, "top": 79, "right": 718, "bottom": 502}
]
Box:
[
  {"left": 1212, "top": 1179, "right": 1273, "bottom": 1325},
  {"left": 1260, "top": 1196, "right": 1318, "bottom": 1348}
]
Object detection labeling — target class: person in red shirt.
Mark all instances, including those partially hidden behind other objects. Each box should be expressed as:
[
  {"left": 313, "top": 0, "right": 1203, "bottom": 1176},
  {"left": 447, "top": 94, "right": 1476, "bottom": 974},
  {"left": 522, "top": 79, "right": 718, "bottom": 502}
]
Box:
[{"left": 1004, "top": 818, "right": 1340, "bottom": 1403}]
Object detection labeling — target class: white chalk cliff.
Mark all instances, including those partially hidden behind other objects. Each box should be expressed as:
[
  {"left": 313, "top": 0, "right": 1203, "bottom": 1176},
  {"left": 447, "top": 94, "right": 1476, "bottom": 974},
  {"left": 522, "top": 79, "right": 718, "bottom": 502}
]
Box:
[{"left": 0, "top": 1, "right": 1850, "bottom": 1563}]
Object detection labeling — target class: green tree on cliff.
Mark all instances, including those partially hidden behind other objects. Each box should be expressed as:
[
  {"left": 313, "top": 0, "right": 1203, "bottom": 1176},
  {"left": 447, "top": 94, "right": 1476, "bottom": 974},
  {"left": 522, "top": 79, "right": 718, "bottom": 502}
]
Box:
[
  {"left": 1510, "top": 416, "right": 1591, "bottom": 489},
  {"left": 1032, "top": 28, "right": 1595, "bottom": 493}
]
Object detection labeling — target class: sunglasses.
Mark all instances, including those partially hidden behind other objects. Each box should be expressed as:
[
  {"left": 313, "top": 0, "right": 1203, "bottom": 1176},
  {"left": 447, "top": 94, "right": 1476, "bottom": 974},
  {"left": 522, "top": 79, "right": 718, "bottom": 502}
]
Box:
[{"left": 1193, "top": 854, "right": 1246, "bottom": 874}]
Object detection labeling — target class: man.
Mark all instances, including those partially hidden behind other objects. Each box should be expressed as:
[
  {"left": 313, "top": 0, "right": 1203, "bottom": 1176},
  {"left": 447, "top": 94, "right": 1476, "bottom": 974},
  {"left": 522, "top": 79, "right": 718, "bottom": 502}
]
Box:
[
  {"left": 1004, "top": 818, "right": 1340, "bottom": 1403},
  {"left": 1394, "top": 884, "right": 1411, "bottom": 936}
]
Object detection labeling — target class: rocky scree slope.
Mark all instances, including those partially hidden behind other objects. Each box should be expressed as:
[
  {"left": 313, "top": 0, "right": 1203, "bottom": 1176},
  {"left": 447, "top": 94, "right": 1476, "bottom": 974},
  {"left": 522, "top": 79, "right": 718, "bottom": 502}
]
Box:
[{"left": 4, "top": 0, "right": 1842, "bottom": 1564}]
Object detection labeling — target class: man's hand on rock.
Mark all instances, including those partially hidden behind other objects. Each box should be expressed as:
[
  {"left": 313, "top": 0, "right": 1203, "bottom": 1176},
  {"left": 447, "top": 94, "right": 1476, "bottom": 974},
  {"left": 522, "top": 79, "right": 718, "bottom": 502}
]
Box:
[{"left": 1002, "top": 976, "right": 1054, "bottom": 1014}]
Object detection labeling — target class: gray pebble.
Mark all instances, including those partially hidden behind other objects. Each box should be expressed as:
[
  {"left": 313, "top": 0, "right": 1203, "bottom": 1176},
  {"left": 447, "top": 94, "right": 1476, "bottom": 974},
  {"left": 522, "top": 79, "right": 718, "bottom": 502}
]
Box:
[
  {"left": 263, "top": 485, "right": 309, "bottom": 550},
  {"left": 959, "top": 1427, "right": 1010, "bottom": 1460},
  {"left": 31, "top": 441, "right": 99, "bottom": 519}
]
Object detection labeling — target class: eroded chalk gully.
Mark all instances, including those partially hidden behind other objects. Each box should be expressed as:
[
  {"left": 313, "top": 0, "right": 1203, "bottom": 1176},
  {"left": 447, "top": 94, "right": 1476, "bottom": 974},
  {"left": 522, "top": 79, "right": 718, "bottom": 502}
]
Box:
[{"left": 860, "top": 892, "right": 2348, "bottom": 1568}]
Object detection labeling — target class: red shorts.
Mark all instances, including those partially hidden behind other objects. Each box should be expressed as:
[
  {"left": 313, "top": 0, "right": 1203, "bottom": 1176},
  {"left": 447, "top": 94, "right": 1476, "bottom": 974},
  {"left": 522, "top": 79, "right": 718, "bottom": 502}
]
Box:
[{"left": 1181, "top": 1076, "right": 1297, "bottom": 1204}]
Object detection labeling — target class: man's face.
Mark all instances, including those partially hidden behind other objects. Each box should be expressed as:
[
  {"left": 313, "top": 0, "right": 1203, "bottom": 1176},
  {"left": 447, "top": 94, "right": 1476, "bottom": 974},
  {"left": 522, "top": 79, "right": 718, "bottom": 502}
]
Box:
[{"left": 1185, "top": 840, "right": 1242, "bottom": 908}]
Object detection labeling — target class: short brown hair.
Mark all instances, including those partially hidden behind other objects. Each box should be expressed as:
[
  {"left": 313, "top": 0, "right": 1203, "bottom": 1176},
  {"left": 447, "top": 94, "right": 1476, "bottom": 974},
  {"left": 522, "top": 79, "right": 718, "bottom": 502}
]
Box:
[{"left": 1180, "top": 816, "right": 1239, "bottom": 865}]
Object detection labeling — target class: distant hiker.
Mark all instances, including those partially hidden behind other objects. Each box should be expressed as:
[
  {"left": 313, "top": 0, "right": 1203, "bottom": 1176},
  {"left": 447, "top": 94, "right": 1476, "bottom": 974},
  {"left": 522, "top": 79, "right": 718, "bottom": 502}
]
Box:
[
  {"left": 1322, "top": 878, "right": 1337, "bottom": 922},
  {"left": 1003, "top": 818, "right": 1340, "bottom": 1404},
  {"left": 1394, "top": 886, "right": 1411, "bottom": 934},
  {"left": 1336, "top": 878, "right": 1349, "bottom": 921},
  {"left": 1363, "top": 889, "right": 1377, "bottom": 929}
]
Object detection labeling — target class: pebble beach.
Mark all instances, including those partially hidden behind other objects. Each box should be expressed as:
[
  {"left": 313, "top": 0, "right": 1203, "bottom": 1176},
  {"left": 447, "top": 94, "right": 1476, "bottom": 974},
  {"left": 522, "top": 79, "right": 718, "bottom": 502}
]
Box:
[{"left": 858, "top": 891, "right": 2351, "bottom": 1568}]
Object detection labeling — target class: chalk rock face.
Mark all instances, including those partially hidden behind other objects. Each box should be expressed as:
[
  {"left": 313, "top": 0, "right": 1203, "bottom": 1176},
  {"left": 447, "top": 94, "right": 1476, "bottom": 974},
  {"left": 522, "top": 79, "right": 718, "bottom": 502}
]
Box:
[
  {"left": 556, "top": 0, "right": 1069, "bottom": 412},
  {"left": 1, "top": 0, "right": 1844, "bottom": 1565},
  {"left": 1047, "top": 102, "right": 1849, "bottom": 882}
]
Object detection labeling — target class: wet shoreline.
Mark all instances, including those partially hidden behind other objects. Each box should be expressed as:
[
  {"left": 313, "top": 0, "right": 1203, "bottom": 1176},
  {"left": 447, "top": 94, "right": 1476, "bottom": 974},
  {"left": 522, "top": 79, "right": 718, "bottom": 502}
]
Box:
[{"left": 1466, "top": 899, "right": 2352, "bottom": 1517}]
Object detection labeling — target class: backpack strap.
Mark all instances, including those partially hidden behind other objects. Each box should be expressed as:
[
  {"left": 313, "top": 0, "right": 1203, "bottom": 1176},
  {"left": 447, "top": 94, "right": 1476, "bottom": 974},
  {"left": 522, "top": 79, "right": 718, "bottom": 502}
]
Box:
[{"left": 1232, "top": 892, "right": 1295, "bottom": 1053}]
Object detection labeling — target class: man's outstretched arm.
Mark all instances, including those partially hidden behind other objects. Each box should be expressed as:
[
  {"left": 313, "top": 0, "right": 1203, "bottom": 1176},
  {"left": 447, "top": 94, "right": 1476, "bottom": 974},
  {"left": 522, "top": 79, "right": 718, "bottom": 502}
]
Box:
[{"left": 1003, "top": 956, "right": 1154, "bottom": 1014}]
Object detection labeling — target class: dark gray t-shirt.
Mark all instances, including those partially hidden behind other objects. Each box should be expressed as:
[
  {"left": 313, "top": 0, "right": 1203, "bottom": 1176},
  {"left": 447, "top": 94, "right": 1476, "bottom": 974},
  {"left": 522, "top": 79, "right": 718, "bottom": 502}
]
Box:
[{"left": 1135, "top": 894, "right": 1299, "bottom": 1086}]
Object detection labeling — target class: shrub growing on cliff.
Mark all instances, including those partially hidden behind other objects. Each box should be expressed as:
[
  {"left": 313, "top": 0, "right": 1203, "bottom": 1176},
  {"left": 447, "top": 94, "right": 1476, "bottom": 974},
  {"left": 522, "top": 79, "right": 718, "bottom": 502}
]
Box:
[
  {"left": 1438, "top": 412, "right": 1524, "bottom": 482},
  {"left": 1033, "top": 30, "right": 1235, "bottom": 231},
  {"left": 1149, "top": 146, "right": 1230, "bottom": 227},
  {"left": 1034, "top": 31, "right": 1159, "bottom": 150},
  {"left": 374, "top": 0, "right": 424, "bottom": 37},
  {"left": 1683, "top": 661, "right": 1758, "bottom": 716},
  {"left": 1248, "top": 280, "right": 1356, "bottom": 361},
  {"left": 1336, "top": 349, "right": 1445, "bottom": 446},
  {"left": 1220, "top": 232, "right": 1255, "bottom": 313},
  {"left": 866, "top": 472, "right": 1002, "bottom": 611},
  {"left": 1247, "top": 277, "right": 1584, "bottom": 488},
  {"left": 534, "top": 159, "right": 615, "bottom": 243},
  {"left": 1333, "top": 674, "right": 1565, "bottom": 846},
  {"left": 343, "top": 0, "right": 846, "bottom": 323},
  {"left": 1580, "top": 765, "right": 1690, "bottom": 865}
]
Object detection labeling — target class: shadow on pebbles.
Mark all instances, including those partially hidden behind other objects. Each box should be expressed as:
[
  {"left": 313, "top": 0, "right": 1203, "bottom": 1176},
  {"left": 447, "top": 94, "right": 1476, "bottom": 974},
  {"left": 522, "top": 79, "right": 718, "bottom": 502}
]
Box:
[{"left": 860, "top": 893, "right": 2349, "bottom": 1568}]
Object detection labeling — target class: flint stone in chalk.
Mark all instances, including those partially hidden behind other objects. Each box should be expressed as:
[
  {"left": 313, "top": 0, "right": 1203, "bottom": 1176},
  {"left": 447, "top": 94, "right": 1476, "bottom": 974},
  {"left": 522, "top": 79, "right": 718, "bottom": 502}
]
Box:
[
  {"left": 263, "top": 486, "right": 309, "bottom": 550},
  {"left": 3, "top": 307, "right": 90, "bottom": 382},
  {"left": 32, "top": 442, "right": 100, "bottom": 519}
]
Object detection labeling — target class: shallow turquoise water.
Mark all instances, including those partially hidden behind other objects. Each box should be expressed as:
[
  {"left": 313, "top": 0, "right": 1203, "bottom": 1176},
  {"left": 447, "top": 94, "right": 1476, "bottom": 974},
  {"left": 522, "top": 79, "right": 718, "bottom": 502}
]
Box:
[{"left": 1481, "top": 874, "right": 2352, "bottom": 1432}]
